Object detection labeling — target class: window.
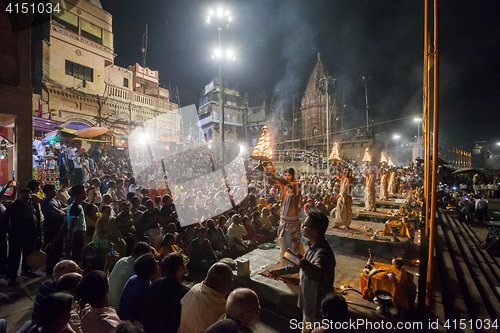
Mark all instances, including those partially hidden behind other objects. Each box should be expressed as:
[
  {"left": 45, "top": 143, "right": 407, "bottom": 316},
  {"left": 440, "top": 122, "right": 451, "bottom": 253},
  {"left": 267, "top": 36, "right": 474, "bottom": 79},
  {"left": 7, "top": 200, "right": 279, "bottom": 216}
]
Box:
[
  {"left": 81, "top": 19, "right": 102, "bottom": 44},
  {"left": 65, "top": 60, "right": 93, "bottom": 82},
  {"left": 123, "top": 78, "right": 129, "bottom": 88},
  {"left": 102, "top": 29, "right": 113, "bottom": 49},
  {"left": 52, "top": 9, "right": 78, "bottom": 33}
]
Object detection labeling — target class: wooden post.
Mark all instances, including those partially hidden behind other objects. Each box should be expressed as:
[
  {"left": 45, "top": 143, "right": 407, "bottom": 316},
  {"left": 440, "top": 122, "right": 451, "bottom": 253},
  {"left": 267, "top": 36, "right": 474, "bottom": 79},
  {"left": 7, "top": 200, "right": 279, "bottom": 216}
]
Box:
[{"left": 426, "top": 0, "right": 440, "bottom": 308}]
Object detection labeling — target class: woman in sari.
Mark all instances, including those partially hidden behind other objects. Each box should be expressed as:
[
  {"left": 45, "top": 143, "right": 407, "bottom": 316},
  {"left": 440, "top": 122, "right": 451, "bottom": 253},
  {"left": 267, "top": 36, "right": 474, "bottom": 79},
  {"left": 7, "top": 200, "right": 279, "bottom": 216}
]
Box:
[
  {"left": 93, "top": 205, "right": 126, "bottom": 260},
  {"left": 84, "top": 204, "right": 100, "bottom": 246},
  {"left": 185, "top": 227, "right": 217, "bottom": 275}
]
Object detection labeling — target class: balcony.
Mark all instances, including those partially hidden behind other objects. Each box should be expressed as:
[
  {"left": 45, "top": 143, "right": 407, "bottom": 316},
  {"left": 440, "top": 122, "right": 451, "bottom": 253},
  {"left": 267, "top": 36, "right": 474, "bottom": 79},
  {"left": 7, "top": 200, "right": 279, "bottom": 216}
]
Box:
[
  {"left": 133, "top": 91, "right": 156, "bottom": 107},
  {"left": 106, "top": 84, "right": 178, "bottom": 114},
  {"left": 107, "top": 85, "right": 130, "bottom": 100}
]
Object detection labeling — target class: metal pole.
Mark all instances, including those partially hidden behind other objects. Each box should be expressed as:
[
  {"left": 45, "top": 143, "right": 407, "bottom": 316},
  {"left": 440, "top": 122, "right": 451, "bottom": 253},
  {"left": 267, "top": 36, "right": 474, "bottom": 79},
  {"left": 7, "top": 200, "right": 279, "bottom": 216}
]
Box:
[
  {"left": 326, "top": 79, "right": 330, "bottom": 175},
  {"left": 423, "top": 0, "right": 431, "bottom": 238},
  {"left": 417, "top": 121, "right": 421, "bottom": 159},
  {"left": 218, "top": 27, "right": 224, "bottom": 164},
  {"left": 320, "top": 76, "right": 331, "bottom": 175},
  {"left": 292, "top": 95, "right": 295, "bottom": 160},
  {"left": 426, "top": 0, "right": 439, "bottom": 308},
  {"left": 363, "top": 76, "right": 369, "bottom": 134}
]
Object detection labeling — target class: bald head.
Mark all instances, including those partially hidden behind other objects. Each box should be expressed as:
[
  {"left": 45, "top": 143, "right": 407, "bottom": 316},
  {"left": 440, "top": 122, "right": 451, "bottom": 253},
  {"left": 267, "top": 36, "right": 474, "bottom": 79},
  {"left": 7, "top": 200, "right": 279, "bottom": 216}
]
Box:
[
  {"left": 226, "top": 288, "right": 260, "bottom": 327},
  {"left": 205, "top": 263, "right": 233, "bottom": 296},
  {"left": 53, "top": 260, "right": 81, "bottom": 281}
]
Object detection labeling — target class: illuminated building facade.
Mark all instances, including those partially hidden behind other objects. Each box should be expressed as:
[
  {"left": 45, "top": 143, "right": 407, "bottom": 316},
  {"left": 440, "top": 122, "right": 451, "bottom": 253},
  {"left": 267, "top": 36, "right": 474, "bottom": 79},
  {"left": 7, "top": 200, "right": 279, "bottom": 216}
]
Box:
[{"left": 32, "top": 0, "right": 180, "bottom": 138}]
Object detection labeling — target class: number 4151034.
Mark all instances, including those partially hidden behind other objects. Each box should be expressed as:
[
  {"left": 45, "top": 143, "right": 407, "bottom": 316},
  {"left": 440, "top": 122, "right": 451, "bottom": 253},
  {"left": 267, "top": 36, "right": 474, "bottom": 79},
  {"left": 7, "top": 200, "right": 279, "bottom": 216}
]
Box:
[{"left": 5, "top": 2, "right": 61, "bottom": 14}]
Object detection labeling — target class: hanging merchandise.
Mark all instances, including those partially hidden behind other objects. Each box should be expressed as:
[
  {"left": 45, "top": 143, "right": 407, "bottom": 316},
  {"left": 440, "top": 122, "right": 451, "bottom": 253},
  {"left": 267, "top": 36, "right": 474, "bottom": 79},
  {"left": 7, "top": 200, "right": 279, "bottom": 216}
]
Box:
[
  {"left": 32, "top": 139, "right": 59, "bottom": 185},
  {"left": 0, "top": 139, "right": 7, "bottom": 159}
]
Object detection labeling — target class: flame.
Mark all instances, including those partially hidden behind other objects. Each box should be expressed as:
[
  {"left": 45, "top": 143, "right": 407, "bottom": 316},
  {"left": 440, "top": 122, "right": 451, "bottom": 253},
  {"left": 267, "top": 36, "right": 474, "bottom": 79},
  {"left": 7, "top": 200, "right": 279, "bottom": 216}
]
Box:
[
  {"left": 251, "top": 125, "right": 273, "bottom": 160},
  {"left": 328, "top": 142, "right": 340, "bottom": 161},
  {"left": 362, "top": 148, "right": 372, "bottom": 162},
  {"left": 388, "top": 157, "right": 394, "bottom": 166},
  {"left": 380, "top": 152, "right": 387, "bottom": 164}
]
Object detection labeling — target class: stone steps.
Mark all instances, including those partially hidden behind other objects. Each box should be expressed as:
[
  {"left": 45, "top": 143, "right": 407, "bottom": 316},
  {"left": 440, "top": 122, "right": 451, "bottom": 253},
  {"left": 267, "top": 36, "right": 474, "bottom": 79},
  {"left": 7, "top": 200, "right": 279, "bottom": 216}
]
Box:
[{"left": 434, "top": 209, "right": 500, "bottom": 333}]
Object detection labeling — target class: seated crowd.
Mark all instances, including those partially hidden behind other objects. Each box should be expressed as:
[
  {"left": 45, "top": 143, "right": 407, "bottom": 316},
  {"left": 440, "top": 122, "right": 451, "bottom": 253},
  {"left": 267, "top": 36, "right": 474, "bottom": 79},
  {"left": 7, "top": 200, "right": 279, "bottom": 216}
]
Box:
[
  {"left": 0, "top": 174, "right": 280, "bottom": 333},
  {"left": 0, "top": 163, "right": 359, "bottom": 332}
]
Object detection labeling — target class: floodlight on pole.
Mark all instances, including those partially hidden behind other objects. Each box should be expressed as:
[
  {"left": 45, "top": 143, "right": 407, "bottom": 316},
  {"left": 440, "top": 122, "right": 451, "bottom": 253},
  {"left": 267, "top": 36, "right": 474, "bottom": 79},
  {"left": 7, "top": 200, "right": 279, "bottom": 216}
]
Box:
[{"left": 207, "top": 5, "right": 232, "bottom": 164}]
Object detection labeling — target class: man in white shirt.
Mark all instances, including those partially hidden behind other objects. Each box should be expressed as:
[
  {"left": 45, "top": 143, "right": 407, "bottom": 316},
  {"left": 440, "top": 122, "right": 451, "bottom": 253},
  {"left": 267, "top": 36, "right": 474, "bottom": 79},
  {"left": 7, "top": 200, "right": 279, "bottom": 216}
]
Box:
[
  {"left": 194, "top": 191, "right": 207, "bottom": 209},
  {"left": 475, "top": 196, "right": 487, "bottom": 224},
  {"left": 73, "top": 154, "right": 83, "bottom": 185},
  {"left": 227, "top": 214, "right": 248, "bottom": 252}
]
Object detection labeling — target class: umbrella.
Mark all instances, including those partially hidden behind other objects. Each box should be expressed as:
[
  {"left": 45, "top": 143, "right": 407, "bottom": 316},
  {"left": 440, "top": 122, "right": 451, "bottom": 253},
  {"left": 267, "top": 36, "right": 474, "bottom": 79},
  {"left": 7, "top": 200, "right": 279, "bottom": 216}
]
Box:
[{"left": 74, "top": 127, "right": 108, "bottom": 138}]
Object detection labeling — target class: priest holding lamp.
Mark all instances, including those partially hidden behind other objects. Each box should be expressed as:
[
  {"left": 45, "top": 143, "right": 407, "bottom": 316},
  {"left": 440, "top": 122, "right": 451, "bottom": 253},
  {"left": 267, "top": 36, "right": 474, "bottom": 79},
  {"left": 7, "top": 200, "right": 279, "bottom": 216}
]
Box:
[
  {"left": 379, "top": 153, "right": 389, "bottom": 201},
  {"left": 251, "top": 126, "right": 304, "bottom": 267},
  {"left": 362, "top": 149, "right": 377, "bottom": 212},
  {"left": 329, "top": 142, "right": 354, "bottom": 229}
]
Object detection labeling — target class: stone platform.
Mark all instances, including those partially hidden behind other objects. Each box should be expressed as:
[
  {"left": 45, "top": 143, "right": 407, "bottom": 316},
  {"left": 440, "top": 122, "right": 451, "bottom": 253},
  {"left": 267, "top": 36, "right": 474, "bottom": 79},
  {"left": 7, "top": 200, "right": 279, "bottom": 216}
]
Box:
[
  {"left": 233, "top": 247, "right": 422, "bottom": 332},
  {"left": 325, "top": 218, "right": 420, "bottom": 262},
  {"left": 352, "top": 206, "right": 404, "bottom": 222},
  {"left": 353, "top": 198, "right": 406, "bottom": 209}
]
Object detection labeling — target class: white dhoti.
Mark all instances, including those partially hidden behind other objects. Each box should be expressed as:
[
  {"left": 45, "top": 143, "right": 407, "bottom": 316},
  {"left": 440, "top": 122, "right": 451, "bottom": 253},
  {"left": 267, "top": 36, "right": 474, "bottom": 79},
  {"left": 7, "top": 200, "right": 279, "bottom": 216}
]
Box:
[
  {"left": 278, "top": 216, "right": 305, "bottom": 267},
  {"left": 335, "top": 195, "right": 352, "bottom": 227},
  {"left": 380, "top": 186, "right": 388, "bottom": 201},
  {"left": 364, "top": 190, "right": 376, "bottom": 211},
  {"left": 388, "top": 180, "right": 394, "bottom": 195}
]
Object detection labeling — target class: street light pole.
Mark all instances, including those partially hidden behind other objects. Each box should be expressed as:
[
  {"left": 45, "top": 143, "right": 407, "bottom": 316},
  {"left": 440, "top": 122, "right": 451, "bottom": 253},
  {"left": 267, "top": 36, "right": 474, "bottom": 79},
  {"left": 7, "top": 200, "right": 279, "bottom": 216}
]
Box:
[
  {"left": 208, "top": 7, "right": 232, "bottom": 164},
  {"left": 362, "top": 76, "right": 370, "bottom": 135},
  {"left": 218, "top": 28, "right": 224, "bottom": 164},
  {"left": 320, "top": 76, "right": 334, "bottom": 175}
]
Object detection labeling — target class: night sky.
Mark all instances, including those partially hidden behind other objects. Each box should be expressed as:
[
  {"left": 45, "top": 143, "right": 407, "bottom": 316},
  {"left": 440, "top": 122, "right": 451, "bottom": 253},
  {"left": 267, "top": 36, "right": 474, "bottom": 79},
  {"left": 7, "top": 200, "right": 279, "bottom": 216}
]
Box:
[{"left": 99, "top": 0, "right": 500, "bottom": 149}]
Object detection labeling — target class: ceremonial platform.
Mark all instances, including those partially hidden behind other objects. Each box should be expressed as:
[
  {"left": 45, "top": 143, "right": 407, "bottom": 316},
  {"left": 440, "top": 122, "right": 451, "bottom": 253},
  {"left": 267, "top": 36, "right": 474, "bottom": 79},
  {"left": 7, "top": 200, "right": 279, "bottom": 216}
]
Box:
[
  {"left": 234, "top": 193, "right": 422, "bottom": 331},
  {"left": 352, "top": 206, "right": 405, "bottom": 221},
  {"left": 325, "top": 218, "right": 420, "bottom": 262},
  {"left": 233, "top": 247, "right": 422, "bottom": 332},
  {"left": 352, "top": 197, "right": 407, "bottom": 209}
]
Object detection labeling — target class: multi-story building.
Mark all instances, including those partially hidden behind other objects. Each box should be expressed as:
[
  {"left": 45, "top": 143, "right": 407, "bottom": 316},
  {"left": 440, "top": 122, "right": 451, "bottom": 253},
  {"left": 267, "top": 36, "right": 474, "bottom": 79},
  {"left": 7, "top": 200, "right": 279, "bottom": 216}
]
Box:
[
  {"left": 197, "top": 77, "right": 245, "bottom": 145},
  {"left": 246, "top": 96, "right": 269, "bottom": 148},
  {"left": 33, "top": 0, "right": 180, "bottom": 141},
  {"left": 299, "top": 53, "right": 339, "bottom": 153}
]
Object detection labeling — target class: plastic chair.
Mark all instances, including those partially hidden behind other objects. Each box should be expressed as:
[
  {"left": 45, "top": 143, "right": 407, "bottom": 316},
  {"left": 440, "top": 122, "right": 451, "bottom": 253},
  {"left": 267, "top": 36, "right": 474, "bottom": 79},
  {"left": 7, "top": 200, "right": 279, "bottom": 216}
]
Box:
[
  {"left": 15, "top": 320, "right": 37, "bottom": 333},
  {"left": 0, "top": 319, "right": 7, "bottom": 333}
]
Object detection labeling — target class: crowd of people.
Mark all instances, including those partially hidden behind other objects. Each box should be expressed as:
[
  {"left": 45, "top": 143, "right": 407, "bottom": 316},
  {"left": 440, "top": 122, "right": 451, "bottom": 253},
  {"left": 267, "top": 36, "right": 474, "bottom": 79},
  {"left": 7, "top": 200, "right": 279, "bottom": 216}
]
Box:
[{"left": 2, "top": 139, "right": 499, "bottom": 332}]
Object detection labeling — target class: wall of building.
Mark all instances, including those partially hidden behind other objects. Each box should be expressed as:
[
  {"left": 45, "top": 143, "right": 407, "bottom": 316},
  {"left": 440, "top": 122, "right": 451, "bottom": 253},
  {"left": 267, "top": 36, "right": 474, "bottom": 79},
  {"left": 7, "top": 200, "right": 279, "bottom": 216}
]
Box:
[
  {"left": 198, "top": 79, "right": 245, "bottom": 145},
  {"left": 32, "top": 0, "right": 181, "bottom": 139},
  {"left": 0, "top": 7, "right": 34, "bottom": 188}
]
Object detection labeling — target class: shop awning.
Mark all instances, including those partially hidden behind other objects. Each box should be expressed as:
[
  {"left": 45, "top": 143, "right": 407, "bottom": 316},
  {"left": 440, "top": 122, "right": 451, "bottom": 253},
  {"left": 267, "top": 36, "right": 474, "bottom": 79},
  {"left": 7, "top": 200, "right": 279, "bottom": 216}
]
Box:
[
  {"left": 112, "top": 133, "right": 128, "bottom": 141},
  {"left": 61, "top": 128, "right": 77, "bottom": 135},
  {"left": 33, "top": 117, "right": 62, "bottom": 132}
]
